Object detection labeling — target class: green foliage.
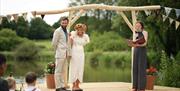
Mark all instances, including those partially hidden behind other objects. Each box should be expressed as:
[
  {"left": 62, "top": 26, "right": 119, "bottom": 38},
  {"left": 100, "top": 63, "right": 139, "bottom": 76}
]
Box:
[
  {"left": 88, "top": 51, "right": 131, "bottom": 69},
  {"left": 158, "top": 51, "right": 180, "bottom": 87},
  {"left": 14, "top": 41, "right": 39, "bottom": 61},
  {"left": 28, "top": 17, "right": 53, "bottom": 39},
  {"left": 0, "top": 28, "right": 24, "bottom": 51},
  {"left": 52, "top": 19, "right": 60, "bottom": 29},
  {"left": 0, "top": 17, "right": 11, "bottom": 29},
  {"left": 45, "top": 62, "right": 55, "bottom": 74},
  {"left": 89, "top": 50, "right": 102, "bottom": 69},
  {"left": 85, "top": 31, "right": 128, "bottom": 51},
  {"left": 147, "top": 50, "right": 161, "bottom": 69},
  {"left": 16, "top": 16, "right": 29, "bottom": 37}
]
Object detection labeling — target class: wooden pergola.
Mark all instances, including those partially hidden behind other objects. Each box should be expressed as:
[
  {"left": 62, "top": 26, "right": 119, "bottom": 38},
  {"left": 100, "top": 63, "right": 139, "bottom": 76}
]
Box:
[{"left": 34, "top": 4, "right": 161, "bottom": 82}]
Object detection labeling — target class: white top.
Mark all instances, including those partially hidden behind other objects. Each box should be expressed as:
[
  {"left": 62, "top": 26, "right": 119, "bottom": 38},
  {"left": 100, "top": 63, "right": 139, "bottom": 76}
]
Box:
[
  {"left": 24, "top": 86, "right": 41, "bottom": 91},
  {"left": 9, "top": 90, "right": 15, "bottom": 91}
]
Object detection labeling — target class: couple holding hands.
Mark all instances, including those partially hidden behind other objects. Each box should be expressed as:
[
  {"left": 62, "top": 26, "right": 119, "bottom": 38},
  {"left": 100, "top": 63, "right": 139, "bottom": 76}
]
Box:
[{"left": 52, "top": 17, "right": 90, "bottom": 91}]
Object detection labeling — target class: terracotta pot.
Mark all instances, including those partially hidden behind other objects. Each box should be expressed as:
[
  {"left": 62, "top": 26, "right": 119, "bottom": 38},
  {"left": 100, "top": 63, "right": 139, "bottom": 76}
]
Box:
[
  {"left": 45, "top": 74, "right": 55, "bottom": 89},
  {"left": 146, "top": 75, "right": 156, "bottom": 90}
]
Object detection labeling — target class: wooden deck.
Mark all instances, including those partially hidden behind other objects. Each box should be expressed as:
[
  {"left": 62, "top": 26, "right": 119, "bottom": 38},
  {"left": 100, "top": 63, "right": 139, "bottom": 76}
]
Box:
[{"left": 17, "top": 82, "right": 180, "bottom": 91}]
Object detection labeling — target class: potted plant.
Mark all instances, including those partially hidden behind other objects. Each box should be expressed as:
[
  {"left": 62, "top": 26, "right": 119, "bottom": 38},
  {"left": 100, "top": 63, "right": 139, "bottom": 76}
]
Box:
[
  {"left": 146, "top": 66, "right": 158, "bottom": 90},
  {"left": 45, "top": 62, "right": 55, "bottom": 89}
]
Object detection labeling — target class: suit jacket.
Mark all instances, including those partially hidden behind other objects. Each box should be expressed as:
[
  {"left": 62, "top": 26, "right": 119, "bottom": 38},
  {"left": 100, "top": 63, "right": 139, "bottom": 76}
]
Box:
[
  {"left": 0, "top": 78, "right": 9, "bottom": 91},
  {"left": 52, "top": 27, "right": 70, "bottom": 59}
]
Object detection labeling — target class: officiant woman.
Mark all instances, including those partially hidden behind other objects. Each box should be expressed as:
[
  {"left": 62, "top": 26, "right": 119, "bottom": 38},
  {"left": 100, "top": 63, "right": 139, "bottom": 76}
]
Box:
[{"left": 132, "top": 21, "right": 148, "bottom": 91}]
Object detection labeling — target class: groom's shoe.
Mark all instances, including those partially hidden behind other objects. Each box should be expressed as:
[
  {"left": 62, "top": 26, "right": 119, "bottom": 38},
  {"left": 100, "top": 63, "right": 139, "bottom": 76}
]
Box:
[{"left": 56, "top": 87, "right": 71, "bottom": 91}]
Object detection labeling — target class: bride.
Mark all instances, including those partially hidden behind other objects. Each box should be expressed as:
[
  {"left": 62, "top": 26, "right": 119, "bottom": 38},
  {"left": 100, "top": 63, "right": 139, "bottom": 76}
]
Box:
[{"left": 69, "top": 23, "right": 90, "bottom": 91}]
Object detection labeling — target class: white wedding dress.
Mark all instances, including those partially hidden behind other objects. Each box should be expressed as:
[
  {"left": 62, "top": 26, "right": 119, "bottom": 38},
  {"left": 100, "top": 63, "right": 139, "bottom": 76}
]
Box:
[{"left": 69, "top": 31, "right": 90, "bottom": 83}]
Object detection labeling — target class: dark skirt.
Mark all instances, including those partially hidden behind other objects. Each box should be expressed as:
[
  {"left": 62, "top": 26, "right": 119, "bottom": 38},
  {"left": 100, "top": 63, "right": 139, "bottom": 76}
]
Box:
[{"left": 133, "top": 47, "right": 147, "bottom": 90}]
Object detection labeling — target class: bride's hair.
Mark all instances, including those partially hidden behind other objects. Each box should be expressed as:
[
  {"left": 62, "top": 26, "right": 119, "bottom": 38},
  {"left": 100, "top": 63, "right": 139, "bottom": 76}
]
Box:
[{"left": 74, "top": 23, "right": 87, "bottom": 31}]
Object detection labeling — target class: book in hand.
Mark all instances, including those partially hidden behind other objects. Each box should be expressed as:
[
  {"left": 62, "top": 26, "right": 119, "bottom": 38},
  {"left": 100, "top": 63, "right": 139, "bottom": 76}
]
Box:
[
  {"left": 133, "top": 36, "right": 145, "bottom": 44},
  {"left": 126, "top": 36, "right": 145, "bottom": 47},
  {"left": 126, "top": 39, "right": 136, "bottom": 47}
]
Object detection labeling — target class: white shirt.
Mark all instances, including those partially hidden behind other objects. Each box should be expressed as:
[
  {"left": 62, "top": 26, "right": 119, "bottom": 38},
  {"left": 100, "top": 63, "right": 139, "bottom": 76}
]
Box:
[{"left": 24, "top": 86, "right": 41, "bottom": 91}]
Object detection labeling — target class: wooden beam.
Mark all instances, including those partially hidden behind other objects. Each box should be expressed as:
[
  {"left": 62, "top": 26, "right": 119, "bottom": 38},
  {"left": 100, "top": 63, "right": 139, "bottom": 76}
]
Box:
[
  {"left": 67, "top": 9, "right": 86, "bottom": 30},
  {"left": 131, "top": 10, "right": 137, "bottom": 84},
  {"left": 67, "top": 11, "right": 75, "bottom": 30},
  {"left": 119, "top": 11, "right": 133, "bottom": 31},
  {"left": 35, "top": 4, "right": 161, "bottom": 15},
  {"left": 131, "top": 10, "right": 137, "bottom": 39},
  {"left": 69, "top": 9, "right": 86, "bottom": 28}
]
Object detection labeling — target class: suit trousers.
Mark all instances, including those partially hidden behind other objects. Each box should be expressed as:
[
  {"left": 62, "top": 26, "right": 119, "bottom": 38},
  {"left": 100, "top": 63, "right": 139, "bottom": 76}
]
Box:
[{"left": 54, "top": 58, "right": 68, "bottom": 89}]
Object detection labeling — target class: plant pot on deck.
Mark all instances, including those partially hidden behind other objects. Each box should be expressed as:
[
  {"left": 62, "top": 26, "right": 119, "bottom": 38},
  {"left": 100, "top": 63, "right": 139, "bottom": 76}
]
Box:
[
  {"left": 146, "top": 75, "right": 156, "bottom": 90},
  {"left": 45, "top": 74, "right": 55, "bottom": 89}
]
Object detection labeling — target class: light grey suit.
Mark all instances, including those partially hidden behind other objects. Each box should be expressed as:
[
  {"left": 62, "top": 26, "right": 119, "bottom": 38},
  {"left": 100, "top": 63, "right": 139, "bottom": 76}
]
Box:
[{"left": 52, "top": 26, "right": 69, "bottom": 89}]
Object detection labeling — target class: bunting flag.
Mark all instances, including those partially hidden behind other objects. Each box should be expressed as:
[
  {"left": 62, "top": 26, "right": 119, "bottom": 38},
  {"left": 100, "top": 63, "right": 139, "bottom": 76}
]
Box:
[
  {"left": 144, "top": 10, "right": 151, "bottom": 16},
  {"left": 41, "top": 14, "right": 45, "bottom": 19},
  {"left": 31, "top": 11, "right": 36, "bottom": 17},
  {"left": 176, "top": 21, "right": 180, "bottom": 30},
  {"left": 6, "top": 15, "right": 12, "bottom": 22},
  {"left": 22, "top": 13, "right": 28, "bottom": 20},
  {"left": 0, "top": 16, "right": 2, "bottom": 24},
  {"left": 169, "top": 17, "right": 174, "bottom": 25},
  {"left": 164, "top": 7, "right": 172, "bottom": 16},
  {"left": 162, "top": 14, "right": 168, "bottom": 22},
  {"left": 175, "top": 9, "right": 180, "bottom": 18},
  {"left": 12, "top": 14, "right": 18, "bottom": 22}
]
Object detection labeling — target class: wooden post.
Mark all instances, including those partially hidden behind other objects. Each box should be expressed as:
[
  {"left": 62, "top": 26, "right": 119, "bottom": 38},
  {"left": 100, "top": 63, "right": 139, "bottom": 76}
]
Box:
[
  {"left": 67, "top": 11, "right": 75, "bottom": 30},
  {"left": 119, "top": 11, "right": 133, "bottom": 31},
  {"left": 67, "top": 9, "right": 86, "bottom": 30},
  {"left": 131, "top": 10, "right": 137, "bottom": 83},
  {"left": 69, "top": 9, "right": 86, "bottom": 28}
]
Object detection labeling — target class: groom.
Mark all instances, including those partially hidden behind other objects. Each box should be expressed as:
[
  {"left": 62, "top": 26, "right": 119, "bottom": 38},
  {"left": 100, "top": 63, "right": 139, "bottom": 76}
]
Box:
[{"left": 52, "top": 17, "right": 70, "bottom": 91}]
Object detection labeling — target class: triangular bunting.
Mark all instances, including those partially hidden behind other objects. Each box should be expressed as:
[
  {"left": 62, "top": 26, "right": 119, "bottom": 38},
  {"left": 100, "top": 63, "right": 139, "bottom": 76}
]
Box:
[
  {"left": 6, "top": 15, "right": 12, "bottom": 22},
  {"left": 12, "top": 14, "right": 18, "bottom": 22},
  {"left": 169, "top": 17, "right": 174, "bottom": 25},
  {"left": 41, "top": 14, "right": 45, "bottom": 19},
  {"left": 0, "top": 16, "right": 2, "bottom": 24},
  {"left": 175, "top": 21, "right": 180, "bottom": 30},
  {"left": 162, "top": 15, "right": 168, "bottom": 22},
  {"left": 164, "top": 7, "right": 172, "bottom": 16},
  {"left": 144, "top": 10, "right": 151, "bottom": 16},
  {"left": 31, "top": 11, "right": 36, "bottom": 17},
  {"left": 175, "top": 9, "right": 180, "bottom": 18},
  {"left": 22, "top": 13, "right": 28, "bottom": 20}
]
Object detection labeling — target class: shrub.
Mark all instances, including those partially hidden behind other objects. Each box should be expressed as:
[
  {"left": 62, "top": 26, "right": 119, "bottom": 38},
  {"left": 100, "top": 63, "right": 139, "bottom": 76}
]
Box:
[
  {"left": 14, "top": 41, "right": 39, "bottom": 61},
  {"left": 85, "top": 31, "right": 128, "bottom": 52},
  {"left": 0, "top": 28, "right": 25, "bottom": 51},
  {"left": 89, "top": 51, "right": 102, "bottom": 69},
  {"left": 158, "top": 50, "right": 180, "bottom": 87}
]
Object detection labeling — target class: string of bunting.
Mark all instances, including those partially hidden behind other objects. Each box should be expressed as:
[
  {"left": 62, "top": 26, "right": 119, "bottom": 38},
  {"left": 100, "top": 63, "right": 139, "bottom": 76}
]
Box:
[
  {"left": 144, "top": 6, "right": 180, "bottom": 30},
  {"left": 1, "top": 6, "right": 180, "bottom": 30}
]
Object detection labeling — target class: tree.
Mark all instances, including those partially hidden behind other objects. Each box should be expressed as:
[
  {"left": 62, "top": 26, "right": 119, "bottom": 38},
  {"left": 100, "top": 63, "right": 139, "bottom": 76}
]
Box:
[
  {"left": 1, "top": 17, "right": 11, "bottom": 29},
  {"left": 28, "top": 17, "right": 53, "bottom": 39},
  {"left": 16, "top": 16, "right": 29, "bottom": 37},
  {"left": 52, "top": 19, "right": 60, "bottom": 29}
]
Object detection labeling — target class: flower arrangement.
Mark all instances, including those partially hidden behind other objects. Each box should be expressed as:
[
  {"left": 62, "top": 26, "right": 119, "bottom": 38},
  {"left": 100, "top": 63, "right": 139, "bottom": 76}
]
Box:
[
  {"left": 146, "top": 66, "right": 158, "bottom": 76},
  {"left": 45, "top": 62, "right": 55, "bottom": 74}
]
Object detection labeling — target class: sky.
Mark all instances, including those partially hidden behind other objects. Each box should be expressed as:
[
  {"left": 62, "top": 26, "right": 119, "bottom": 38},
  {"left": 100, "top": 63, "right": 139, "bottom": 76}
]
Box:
[{"left": 0, "top": 0, "right": 70, "bottom": 25}]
